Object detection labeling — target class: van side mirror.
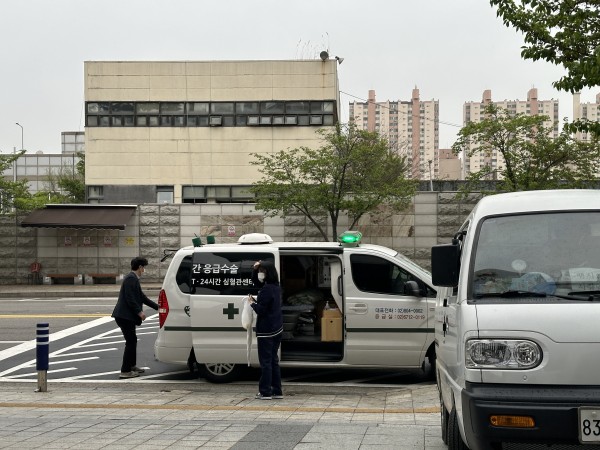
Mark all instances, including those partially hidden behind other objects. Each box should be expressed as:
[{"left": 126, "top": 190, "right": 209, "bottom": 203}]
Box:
[
  {"left": 404, "top": 280, "right": 420, "bottom": 296},
  {"left": 431, "top": 243, "right": 460, "bottom": 287}
]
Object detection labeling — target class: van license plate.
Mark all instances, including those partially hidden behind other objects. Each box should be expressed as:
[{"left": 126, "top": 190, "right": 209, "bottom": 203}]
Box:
[{"left": 579, "top": 408, "right": 600, "bottom": 442}]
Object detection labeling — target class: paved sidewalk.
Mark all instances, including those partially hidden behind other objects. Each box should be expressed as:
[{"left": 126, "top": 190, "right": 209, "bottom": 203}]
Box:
[{"left": 0, "top": 381, "right": 445, "bottom": 449}]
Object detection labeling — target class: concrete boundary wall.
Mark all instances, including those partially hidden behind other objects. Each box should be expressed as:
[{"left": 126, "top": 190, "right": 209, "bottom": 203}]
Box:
[{"left": 1, "top": 191, "right": 480, "bottom": 284}]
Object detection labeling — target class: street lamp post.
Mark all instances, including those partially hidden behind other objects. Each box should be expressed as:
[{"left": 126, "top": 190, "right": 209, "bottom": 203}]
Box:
[
  {"left": 14, "top": 123, "right": 23, "bottom": 182},
  {"left": 15, "top": 123, "right": 23, "bottom": 151},
  {"left": 428, "top": 159, "right": 433, "bottom": 192}
]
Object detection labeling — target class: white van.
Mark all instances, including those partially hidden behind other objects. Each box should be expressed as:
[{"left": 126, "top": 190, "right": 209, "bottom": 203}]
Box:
[
  {"left": 154, "top": 231, "right": 437, "bottom": 382},
  {"left": 431, "top": 190, "right": 600, "bottom": 450}
]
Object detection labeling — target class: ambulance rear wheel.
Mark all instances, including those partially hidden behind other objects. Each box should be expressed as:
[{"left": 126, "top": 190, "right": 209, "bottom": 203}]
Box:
[{"left": 198, "top": 363, "right": 242, "bottom": 383}]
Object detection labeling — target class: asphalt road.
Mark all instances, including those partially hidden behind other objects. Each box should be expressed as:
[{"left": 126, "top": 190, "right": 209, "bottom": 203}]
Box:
[{"left": 0, "top": 295, "right": 434, "bottom": 387}]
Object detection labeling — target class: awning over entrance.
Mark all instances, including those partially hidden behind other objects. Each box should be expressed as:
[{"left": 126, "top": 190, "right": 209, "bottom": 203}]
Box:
[{"left": 20, "top": 205, "right": 137, "bottom": 230}]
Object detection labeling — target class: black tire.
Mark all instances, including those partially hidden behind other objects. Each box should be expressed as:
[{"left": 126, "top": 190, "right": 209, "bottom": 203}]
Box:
[
  {"left": 422, "top": 346, "right": 437, "bottom": 380},
  {"left": 198, "top": 363, "right": 243, "bottom": 383},
  {"left": 448, "top": 406, "right": 470, "bottom": 450},
  {"left": 440, "top": 396, "right": 449, "bottom": 445}
]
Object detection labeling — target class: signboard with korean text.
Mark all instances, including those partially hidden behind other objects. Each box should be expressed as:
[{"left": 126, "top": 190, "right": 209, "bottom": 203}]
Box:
[{"left": 191, "top": 252, "right": 275, "bottom": 296}]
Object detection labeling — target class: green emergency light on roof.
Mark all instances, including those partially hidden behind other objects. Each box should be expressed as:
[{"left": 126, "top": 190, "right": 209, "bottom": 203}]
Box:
[{"left": 338, "top": 231, "right": 362, "bottom": 246}]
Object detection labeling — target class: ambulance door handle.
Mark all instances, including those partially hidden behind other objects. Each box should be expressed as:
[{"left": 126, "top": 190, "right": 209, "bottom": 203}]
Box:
[{"left": 347, "top": 303, "right": 368, "bottom": 314}]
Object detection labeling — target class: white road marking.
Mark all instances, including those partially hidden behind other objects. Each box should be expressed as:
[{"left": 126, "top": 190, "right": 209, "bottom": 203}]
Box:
[
  {"left": 78, "top": 341, "right": 124, "bottom": 347},
  {"left": 52, "top": 348, "right": 117, "bottom": 357},
  {"left": 14, "top": 298, "right": 115, "bottom": 302},
  {"left": 39, "top": 357, "right": 99, "bottom": 365},
  {"left": 6, "top": 367, "right": 77, "bottom": 378},
  {"left": 0, "top": 316, "right": 114, "bottom": 362}
]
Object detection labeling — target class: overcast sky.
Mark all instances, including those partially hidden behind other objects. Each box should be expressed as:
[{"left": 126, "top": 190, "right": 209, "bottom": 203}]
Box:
[{"left": 0, "top": 0, "right": 596, "bottom": 155}]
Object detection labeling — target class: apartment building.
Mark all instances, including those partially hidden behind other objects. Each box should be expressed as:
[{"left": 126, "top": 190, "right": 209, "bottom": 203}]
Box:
[
  {"left": 462, "top": 88, "right": 559, "bottom": 178},
  {"left": 573, "top": 92, "right": 600, "bottom": 142},
  {"left": 349, "top": 89, "right": 439, "bottom": 180},
  {"left": 84, "top": 60, "right": 339, "bottom": 204}
]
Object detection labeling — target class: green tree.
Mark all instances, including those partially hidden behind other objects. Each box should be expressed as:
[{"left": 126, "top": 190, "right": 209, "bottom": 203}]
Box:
[
  {"left": 489, "top": 0, "right": 600, "bottom": 134},
  {"left": 0, "top": 150, "right": 32, "bottom": 213},
  {"left": 453, "top": 104, "right": 600, "bottom": 193},
  {"left": 250, "top": 124, "right": 417, "bottom": 241},
  {"left": 42, "top": 151, "right": 85, "bottom": 203}
]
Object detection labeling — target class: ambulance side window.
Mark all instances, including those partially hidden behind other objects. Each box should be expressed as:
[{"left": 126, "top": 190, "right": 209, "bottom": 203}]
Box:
[
  {"left": 176, "top": 255, "right": 192, "bottom": 293},
  {"left": 190, "top": 252, "right": 275, "bottom": 295},
  {"left": 350, "top": 254, "right": 432, "bottom": 297}
]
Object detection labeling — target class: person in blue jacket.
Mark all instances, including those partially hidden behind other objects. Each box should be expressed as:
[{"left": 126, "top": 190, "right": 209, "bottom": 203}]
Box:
[
  {"left": 112, "top": 257, "right": 158, "bottom": 379},
  {"left": 249, "top": 260, "right": 283, "bottom": 400}
]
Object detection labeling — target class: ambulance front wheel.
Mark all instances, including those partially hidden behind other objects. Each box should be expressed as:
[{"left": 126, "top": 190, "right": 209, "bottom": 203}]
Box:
[{"left": 198, "top": 363, "right": 243, "bottom": 383}]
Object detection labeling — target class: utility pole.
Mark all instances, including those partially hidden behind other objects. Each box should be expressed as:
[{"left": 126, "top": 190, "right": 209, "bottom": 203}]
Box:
[
  {"left": 428, "top": 159, "right": 433, "bottom": 191},
  {"left": 15, "top": 123, "right": 23, "bottom": 183}
]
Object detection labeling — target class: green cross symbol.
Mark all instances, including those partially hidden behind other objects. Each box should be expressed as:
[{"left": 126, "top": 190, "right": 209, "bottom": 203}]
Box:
[{"left": 222, "top": 303, "right": 239, "bottom": 320}]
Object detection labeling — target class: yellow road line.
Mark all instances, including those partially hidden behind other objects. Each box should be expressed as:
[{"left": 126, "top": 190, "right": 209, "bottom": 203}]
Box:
[
  {"left": 0, "top": 402, "right": 439, "bottom": 414},
  {"left": 0, "top": 314, "right": 109, "bottom": 318}
]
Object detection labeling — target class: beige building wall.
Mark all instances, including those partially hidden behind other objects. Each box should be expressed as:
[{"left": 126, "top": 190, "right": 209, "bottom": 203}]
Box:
[
  {"left": 84, "top": 60, "right": 339, "bottom": 203},
  {"left": 462, "top": 88, "right": 559, "bottom": 179}
]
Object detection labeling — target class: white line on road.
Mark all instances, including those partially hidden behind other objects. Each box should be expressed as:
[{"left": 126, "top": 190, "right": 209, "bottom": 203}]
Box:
[
  {"left": 52, "top": 348, "right": 117, "bottom": 358},
  {"left": 0, "top": 316, "right": 114, "bottom": 362},
  {"left": 5, "top": 367, "right": 77, "bottom": 378}
]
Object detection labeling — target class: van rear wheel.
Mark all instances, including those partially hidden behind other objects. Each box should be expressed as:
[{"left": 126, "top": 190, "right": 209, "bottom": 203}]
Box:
[{"left": 198, "top": 363, "right": 242, "bottom": 383}]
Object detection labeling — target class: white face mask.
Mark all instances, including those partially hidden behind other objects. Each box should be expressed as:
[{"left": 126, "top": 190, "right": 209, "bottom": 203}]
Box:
[{"left": 257, "top": 273, "right": 265, "bottom": 282}]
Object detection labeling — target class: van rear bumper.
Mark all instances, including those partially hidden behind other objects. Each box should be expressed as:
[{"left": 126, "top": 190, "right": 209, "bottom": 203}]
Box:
[
  {"left": 154, "top": 342, "right": 192, "bottom": 366},
  {"left": 461, "top": 382, "right": 600, "bottom": 450}
]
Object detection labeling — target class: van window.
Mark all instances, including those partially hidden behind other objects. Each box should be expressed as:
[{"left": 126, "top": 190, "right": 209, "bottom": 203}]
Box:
[
  {"left": 176, "top": 255, "right": 192, "bottom": 293},
  {"left": 350, "top": 254, "right": 432, "bottom": 296},
  {"left": 191, "top": 252, "right": 275, "bottom": 295}
]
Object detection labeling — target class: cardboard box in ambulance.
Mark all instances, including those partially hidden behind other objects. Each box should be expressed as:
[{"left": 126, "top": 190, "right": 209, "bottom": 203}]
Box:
[
  {"left": 154, "top": 231, "right": 437, "bottom": 382},
  {"left": 431, "top": 190, "right": 600, "bottom": 450}
]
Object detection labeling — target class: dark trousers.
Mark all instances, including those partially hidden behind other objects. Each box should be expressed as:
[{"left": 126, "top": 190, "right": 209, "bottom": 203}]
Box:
[
  {"left": 115, "top": 317, "right": 137, "bottom": 372},
  {"left": 257, "top": 333, "right": 283, "bottom": 396}
]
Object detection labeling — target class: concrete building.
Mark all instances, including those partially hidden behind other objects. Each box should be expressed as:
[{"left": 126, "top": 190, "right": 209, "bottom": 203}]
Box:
[
  {"left": 573, "top": 92, "right": 600, "bottom": 142},
  {"left": 84, "top": 60, "right": 340, "bottom": 204},
  {"left": 2, "top": 131, "right": 83, "bottom": 194},
  {"left": 461, "top": 88, "right": 559, "bottom": 178},
  {"left": 348, "top": 88, "right": 439, "bottom": 180},
  {"left": 437, "top": 149, "right": 461, "bottom": 181}
]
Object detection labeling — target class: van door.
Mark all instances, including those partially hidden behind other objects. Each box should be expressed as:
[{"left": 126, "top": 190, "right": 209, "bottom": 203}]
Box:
[
  {"left": 190, "top": 249, "right": 279, "bottom": 365},
  {"left": 343, "top": 250, "right": 435, "bottom": 366}
]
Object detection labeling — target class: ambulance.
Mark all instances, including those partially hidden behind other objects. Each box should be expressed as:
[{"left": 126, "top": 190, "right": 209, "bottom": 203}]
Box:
[
  {"left": 154, "top": 231, "right": 437, "bottom": 382},
  {"left": 432, "top": 190, "right": 600, "bottom": 450}
]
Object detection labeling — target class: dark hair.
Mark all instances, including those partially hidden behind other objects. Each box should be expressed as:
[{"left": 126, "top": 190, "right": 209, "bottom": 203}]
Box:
[
  {"left": 258, "top": 260, "right": 279, "bottom": 285},
  {"left": 131, "top": 257, "right": 148, "bottom": 271}
]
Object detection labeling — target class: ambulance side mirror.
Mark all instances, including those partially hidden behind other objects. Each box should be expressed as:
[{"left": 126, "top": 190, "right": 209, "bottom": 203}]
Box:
[{"left": 404, "top": 280, "right": 420, "bottom": 296}]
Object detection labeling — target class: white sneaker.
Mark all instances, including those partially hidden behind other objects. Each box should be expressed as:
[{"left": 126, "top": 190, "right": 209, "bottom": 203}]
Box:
[{"left": 255, "top": 393, "right": 272, "bottom": 400}]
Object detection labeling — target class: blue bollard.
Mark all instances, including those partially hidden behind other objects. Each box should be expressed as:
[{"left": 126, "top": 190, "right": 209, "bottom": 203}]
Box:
[{"left": 36, "top": 323, "right": 49, "bottom": 392}]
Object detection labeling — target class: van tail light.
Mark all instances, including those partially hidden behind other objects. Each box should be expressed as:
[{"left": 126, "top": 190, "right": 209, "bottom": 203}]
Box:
[{"left": 158, "top": 289, "right": 169, "bottom": 329}]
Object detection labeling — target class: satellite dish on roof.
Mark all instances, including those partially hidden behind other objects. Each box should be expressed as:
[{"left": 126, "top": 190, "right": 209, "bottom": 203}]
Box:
[{"left": 319, "top": 51, "right": 329, "bottom": 61}]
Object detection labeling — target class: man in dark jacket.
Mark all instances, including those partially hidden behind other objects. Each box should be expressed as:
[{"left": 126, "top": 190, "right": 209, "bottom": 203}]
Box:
[{"left": 112, "top": 257, "right": 158, "bottom": 379}]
